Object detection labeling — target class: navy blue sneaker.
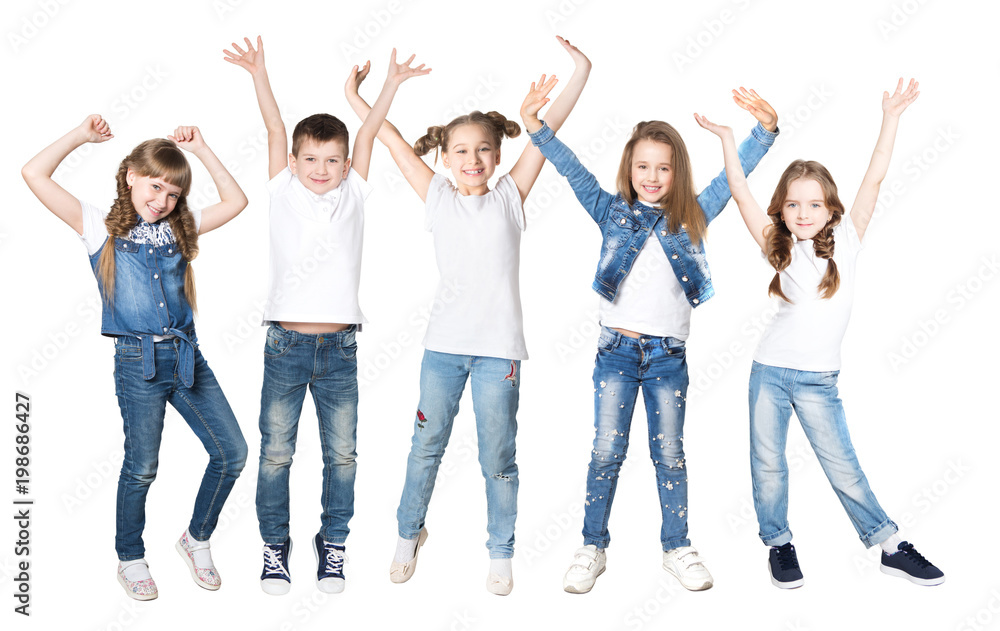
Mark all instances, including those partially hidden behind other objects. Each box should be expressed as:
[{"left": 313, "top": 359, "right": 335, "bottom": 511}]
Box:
[
  {"left": 261, "top": 538, "right": 292, "bottom": 595},
  {"left": 314, "top": 534, "right": 347, "bottom": 594},
  {"left": 880, "top": 541, "right": 944, "bottom": 586},
  {"left": 768, "top": 543, "right": 804, "bottom": 589}
]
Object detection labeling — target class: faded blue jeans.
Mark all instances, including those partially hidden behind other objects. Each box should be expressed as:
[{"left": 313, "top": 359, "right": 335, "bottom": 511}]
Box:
[
  {"left": 397, "top": 350, "right": 520, "bottom": 559},
  {"left": 256, "top": 324, "right": 359, "bottom": 545},
  {"left": 583, "top": 327, "right": 692, "bottom": 552},
  {"left": 114, "top": 335, "right": 248, "bottom": 561},
  {"left": 749, "top": 361, "right": 898, "bottom": 548}
]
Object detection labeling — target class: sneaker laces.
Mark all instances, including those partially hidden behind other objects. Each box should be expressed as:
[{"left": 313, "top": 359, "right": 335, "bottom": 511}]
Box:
[
  {"left": 263, "top": 546, "right": 288, "bottom": 576},
  {"left": 322, "top": 543, "right": 347, "bottom": 576},
  {"left": 897, "top": 542, "right": 932, "bottom": 568},
  {"left": 774, "top": 544, "right": 800, "bottom": 571}
]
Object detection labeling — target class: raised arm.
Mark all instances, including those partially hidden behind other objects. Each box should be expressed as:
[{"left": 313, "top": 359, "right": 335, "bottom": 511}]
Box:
[
  {"left": 694, "top": 114, "right": 769, "bottom": 251},
  {"left": 345, "top": 58, "right": 435, "bottom": 201},
  {"left": 509, "top": 35, "right": 591, "bottom": 204},
  {"left": 169, "top": 126, "right": 249, "bottom": 234},
  {"left": 850, "top": 78, "right": 919, "bottom": 241},
  {"left": 22, "top": 115, "right": 113, "bottom": 234},
  {"left": 350, "top": 49, "right": 430, "bottom": 181},
  {"left": 224, "top": 36, "right": 287, "bottom": 179}
]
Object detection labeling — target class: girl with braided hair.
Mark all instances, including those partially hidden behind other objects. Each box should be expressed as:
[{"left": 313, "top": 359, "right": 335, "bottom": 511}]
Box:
[
  {"left": 345, "top": 36, "right": 590, "bottom": 595},
  {"left": 696, "top": 79, "right": 944, "bottom": 588},
  {"left": 22, "top": 116, "right": 249, "bottom": 600}
]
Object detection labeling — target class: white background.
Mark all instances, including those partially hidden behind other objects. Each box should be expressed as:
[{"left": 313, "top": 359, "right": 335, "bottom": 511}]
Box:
[{"left": 3, "top": 0, "right": 998, "bottom": 629}]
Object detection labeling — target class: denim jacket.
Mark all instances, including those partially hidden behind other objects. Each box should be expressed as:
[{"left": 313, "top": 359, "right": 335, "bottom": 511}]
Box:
[
  {"left": 89, "top": 230, "right": 198, "bottom": 387},
  {"left": 528, "top": 121, "right": 777, "bottom": 306}
]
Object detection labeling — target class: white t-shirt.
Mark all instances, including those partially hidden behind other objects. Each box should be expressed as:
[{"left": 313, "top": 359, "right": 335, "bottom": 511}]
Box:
[
  {"left": 422, "top": 173, "right": 528, "bottom": 361},
  {"left": 599, "top": 231, "right": 691, "bottom": 340},
  {"left": 754, "top": 219, "right": 863, "bottom": 372},
  {"left": 78, "top": 199, "right": 203, "bottom": 256},
  {"left": 262, "top": 167, "right": 372, "bottom": 325}
]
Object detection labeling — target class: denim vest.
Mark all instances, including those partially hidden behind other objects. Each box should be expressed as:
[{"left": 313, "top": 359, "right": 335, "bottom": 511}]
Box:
[
  {"left": 528, "top": 121, "right": 777, "bottom": 305},
  {"left": 89, "top": 227, "right": 198, "bottom": 387}
]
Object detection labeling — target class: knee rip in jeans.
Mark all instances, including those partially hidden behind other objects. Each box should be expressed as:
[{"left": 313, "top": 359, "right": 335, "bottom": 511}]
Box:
[{"left": 490, "top": 472, "right": 513, "bottom": 482}]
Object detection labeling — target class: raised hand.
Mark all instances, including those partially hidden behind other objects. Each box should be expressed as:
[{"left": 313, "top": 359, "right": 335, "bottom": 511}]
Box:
[
  {"left": 223, "top": 36, "right": 266, "bottom": 76},
  {"left": 385, "top": 49, "right": 431, "bottom": 86},
  {"left": 882, "top": 78, "right": 919, "bottom": 117},
  {"left": 556, "top": 35, "right": 592, "bottom": 72},
  {"left": 345, "top": 59, "right": 371, "bottom": 96},
  {"left": 693, "top": 113, "right": 732, "bottom": 138},
  {"left": 78, "top": 114, "right": 114, "bottom": 143},
  {"left": 520, "top": 74, "right": 559, "bottom": 131},
  {"left": 168, "top": 126, "right": 207, "bottom": 153},
  {"left": 732, "top": 87, "right": 778, "bottom": 132}
]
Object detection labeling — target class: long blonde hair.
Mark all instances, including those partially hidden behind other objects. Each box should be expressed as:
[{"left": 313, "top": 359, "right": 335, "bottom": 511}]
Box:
[
  {"left": 765, "top": 160, "right": 845, "bottom": 302},
  {"left": 97, "top": 139, "right": 199, "bottom": 312},
  {"left": 615, "top": 121, "right": 706, "bottom": 245}
]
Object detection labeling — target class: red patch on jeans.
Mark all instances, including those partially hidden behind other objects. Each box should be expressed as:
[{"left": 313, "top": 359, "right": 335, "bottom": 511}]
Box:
[
  {"left": 503, "top": 361, "right": 517, "bottom": 385},
  {"left": 416, "top": 410, "right": 426, "bottom": 429}
]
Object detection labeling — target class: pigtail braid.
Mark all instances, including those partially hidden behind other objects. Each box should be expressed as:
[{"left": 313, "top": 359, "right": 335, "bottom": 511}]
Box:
[
  {"left": 765, "top": 222, "right": 794, "bottom": 303},
  {"left": 166, "top": 201, "right": 200, "bottom": 314},
  {"left": 813, "top": 221, "right": 841, "bottom": 299}
]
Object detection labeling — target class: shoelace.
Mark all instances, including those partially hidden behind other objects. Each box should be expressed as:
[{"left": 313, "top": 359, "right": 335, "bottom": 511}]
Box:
[
  {"left": 263, "top": 547, "right": 288, "bottom": 576},
  {"left": 322, "top": 544, "right": 346, "bottom": 576},
  {"left": 897, "top": 542, "right": 931, "bottom": 568},
  {"left": 774, "top": 544, "right": 800, "bottom": 571}
]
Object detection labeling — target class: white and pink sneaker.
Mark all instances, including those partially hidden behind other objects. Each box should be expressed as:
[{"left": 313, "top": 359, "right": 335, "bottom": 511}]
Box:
[
  {"left": 176, "top": 530, "right": 222, "bottom": 590},
  {"left": 117, "top": 559, "right": 158, "bottom": 600}
]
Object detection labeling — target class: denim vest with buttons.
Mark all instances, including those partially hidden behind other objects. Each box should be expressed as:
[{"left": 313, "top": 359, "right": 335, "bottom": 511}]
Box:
[
  {"left": 528, "top": 121, "right": 778, "bottom": 306},
  {"left": 88, "top": 228, "right": 198, "bottom": 387}
]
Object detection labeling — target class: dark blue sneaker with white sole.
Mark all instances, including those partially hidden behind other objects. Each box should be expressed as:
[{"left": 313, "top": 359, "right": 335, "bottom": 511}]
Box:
[
  {"left": 314, "top": 534, "right": 346, "bottom": 594},
  {"left": 768, "top": 543, "right": 804, "bottom": 589},
  {"left": 261, "top": 538, "right": 292, "bottom": 595},
  {"left": 880, "top": 541, "right": 944, "bottom": 586}
]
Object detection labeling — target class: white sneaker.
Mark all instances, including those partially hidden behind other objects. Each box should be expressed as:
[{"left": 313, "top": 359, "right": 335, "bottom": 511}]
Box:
[
  {"left": 563, "top": 545, "right": 607, "bottom": 594},
  {"left": 662, "top": 546, "right": 713, "bottom": 591}
]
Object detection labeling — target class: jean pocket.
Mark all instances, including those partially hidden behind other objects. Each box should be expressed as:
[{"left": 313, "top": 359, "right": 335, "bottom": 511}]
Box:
[
  {"left": 264, "top": 329, "right": 293, "bottom": 359},
  {"left": 115, "top": 343, "right": 142, "bottom": 362},
  {"left": 597, "top": 330, "right": 618, "bottom": 353},
  {"left": 339, "top": 341, "right": 357, "bottom": 360}
]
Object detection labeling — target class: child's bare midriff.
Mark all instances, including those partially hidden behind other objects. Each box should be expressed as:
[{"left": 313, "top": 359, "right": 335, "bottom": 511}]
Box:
[{"left": 280, "top": 321, "right": 351, "bottom": 334}]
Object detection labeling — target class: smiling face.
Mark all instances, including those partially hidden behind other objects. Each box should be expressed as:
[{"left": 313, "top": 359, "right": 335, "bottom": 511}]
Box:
[
  {"left": 126, "top": 169, "right": 184, "bottom": 223},
  {"left": 442, "top": 123, "right": 500, "bottom": 194},
  {"left": 630, "top": 139, "right": 673, "bottom": 206},
  {"left": 289, "top": 137, "right": 350, "bottom": 195},
  {"left": 781, "top": 177, "right": 832, "bottom": 240}
]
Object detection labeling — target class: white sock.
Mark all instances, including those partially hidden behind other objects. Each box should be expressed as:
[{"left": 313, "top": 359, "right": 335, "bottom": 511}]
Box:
[
  {"left": 879, "top": 534, "right": 903, "bottom": 555},
  {"left": 185, "top": 529, "right": 215, "bottom": 568},
  {"left": 489, "top": 558, "right": 512, "bottom": 579},
  {"left": 394, "top": 535, "right": 417, "bottom": 563},
  {"left": 120, "top": 558, "right": 152, "bottom": 581}
]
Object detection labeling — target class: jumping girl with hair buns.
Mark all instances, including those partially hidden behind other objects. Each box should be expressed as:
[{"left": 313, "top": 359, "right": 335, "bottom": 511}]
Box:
[
  {"left": 696, "top": 79, "right": 944, "bottom": 588},
  {"left": 345, "top": 36, "right": 590, "bottom": 595},
  {"left": 524, "top": 84, "right": 779, "bottom": 594},
  {"left": 22, "top": 116, "right": 249, "bottom": 600}
]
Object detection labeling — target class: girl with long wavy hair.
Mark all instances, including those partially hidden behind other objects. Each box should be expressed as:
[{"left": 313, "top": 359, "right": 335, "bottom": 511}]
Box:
[
  {"left": 696, "top": 79, "right": 943, "bottom": 588},
  {"left": 22, "top": 116, "right": 249, "bottom": 600}
]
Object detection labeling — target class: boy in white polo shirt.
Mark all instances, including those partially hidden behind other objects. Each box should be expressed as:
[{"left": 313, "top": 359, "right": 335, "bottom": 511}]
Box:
[{"left": 225, "top": 36, "right": 428, "bottom": 595}]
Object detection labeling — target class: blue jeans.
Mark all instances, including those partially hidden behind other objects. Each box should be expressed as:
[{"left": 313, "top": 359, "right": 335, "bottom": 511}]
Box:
[
  {"left": 397, "top": 350, "right": 520, "bottom": 559},
  {"left": 256, "top": 324, "right": 359, "bottom": 545},
  {"left": 583, "top": 327, "right": 691, "bottom": 551},
  {"left": 113, "top": 336, "right": 248, "bottom": 561},
  {"left": 749, "top": 361, "right": 898, "bottom": 548}
]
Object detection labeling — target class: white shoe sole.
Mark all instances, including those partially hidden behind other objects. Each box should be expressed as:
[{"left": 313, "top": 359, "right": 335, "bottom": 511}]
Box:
[
  {"left": 880, "top": 564, "right": 945, "bottom": 586},
  {"left": 768, "top": 561, "right": 804, "bottom": 589},
  {"left": 563, "top": 565, "right": 606, "bottom": 594},
  {"left": 261, "top": 578, "right": 291, "bottom": 595}
]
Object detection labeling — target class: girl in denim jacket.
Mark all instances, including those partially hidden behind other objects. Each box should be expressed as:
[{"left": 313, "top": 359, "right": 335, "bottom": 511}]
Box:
[
  {"left": 22, "top": 116, "right": 249, "bottom": 600},
  {"left": 524, "top": 91, "right": 778, "bottom": 593},
  {"left": 345, "top": 37, "right": 589, "bottom": 595},
  {"left": 696, "top": 81, "right": 943, "bottom": 588}
]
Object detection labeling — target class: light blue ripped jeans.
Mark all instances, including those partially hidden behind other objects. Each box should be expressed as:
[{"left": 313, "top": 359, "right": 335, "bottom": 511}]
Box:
[{"left": 396, "top": 350, "right": 520, "bottom": 559}]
